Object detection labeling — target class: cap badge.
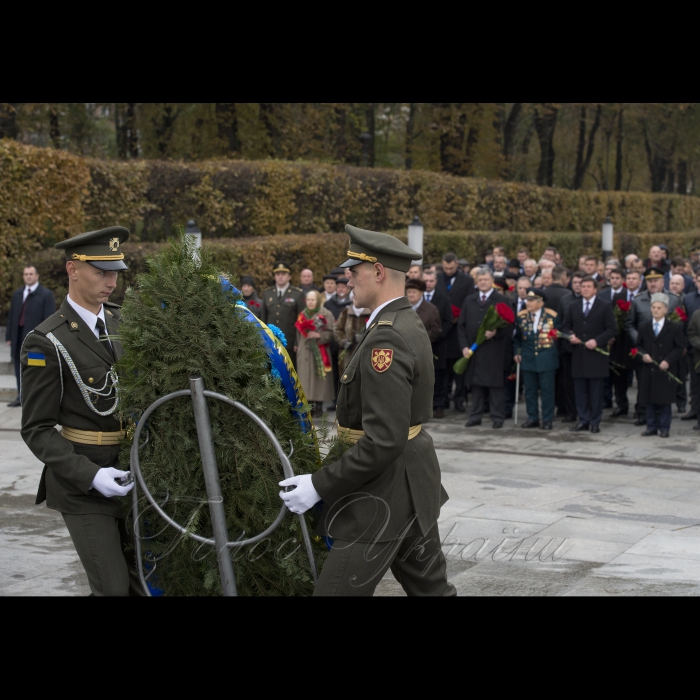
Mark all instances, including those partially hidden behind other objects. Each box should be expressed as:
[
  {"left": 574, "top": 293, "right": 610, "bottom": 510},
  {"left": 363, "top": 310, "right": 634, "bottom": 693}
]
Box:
[{"left": 109, "top": 238, "right": 120, "bottom": 252}]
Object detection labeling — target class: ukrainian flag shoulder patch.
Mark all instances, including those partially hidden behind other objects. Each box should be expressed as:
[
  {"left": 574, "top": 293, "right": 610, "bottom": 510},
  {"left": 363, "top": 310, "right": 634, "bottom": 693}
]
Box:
[{"left": 27, "top": 352, "right": 46, "bottom": 367}]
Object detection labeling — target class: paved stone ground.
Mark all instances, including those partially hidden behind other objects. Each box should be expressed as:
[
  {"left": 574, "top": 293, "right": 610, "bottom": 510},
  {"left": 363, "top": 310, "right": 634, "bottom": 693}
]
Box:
[{"left": 2, "top": 371, "right": 700, "bottom": 595}]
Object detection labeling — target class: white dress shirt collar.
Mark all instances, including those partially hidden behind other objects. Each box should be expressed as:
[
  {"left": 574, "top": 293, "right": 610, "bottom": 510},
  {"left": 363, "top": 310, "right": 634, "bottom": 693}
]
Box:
[
  {"left": 653, "top": 317, "right": 665, "bottom": 333},
  {"left": 276, "top": 283, "right": 290, "bottom": 296},
  {"left": 23, "top": 282, "right": 39, "bottom": 301},
  {"left": 583, "top": 295, "right": 596, "bottom": 310},
  {"left": 66, "top": 295, "right": 107, "bottom": 340},
  {"left": 478, "top": 288, "right": 494, "bottom": 301}
]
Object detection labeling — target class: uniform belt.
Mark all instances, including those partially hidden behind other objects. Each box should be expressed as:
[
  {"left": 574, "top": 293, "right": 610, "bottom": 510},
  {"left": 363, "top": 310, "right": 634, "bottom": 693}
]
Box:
[
  {"left": 60, "top": 426, "right": 126, "bottom": 446},
  {"left": 337, "top": 424, "right": 422, "bottom": 444}
]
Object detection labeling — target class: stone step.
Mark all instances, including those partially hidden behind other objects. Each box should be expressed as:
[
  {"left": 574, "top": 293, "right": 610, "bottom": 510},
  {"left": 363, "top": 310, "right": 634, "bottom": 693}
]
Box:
[
  {"left": 0, "top": 362, "right": 12, "bottom": 376},
  {"left": 0, "top": 375, "right": 17, "bottom": 402}
]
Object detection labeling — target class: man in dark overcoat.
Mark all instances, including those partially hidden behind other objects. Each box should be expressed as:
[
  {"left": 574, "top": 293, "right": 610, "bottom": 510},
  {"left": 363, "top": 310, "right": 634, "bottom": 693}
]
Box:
[
  {"left": 635, "top": 293, "right": 685, "bottom": 437},
  {"left": 423, "top": 269, "right": 452, "bottom": 418},
  {"left": 5, "top": 265, "right": 56, "bottom": 406},
  {"left": 682, "top": 271, "right": 700, "bottom": 421},
  {"left": 437, "top": 252, "right": 475, "bottom": 412},
  {"left": 458, "top": 268, "right": 513, "bottom": 429},
  {"left": 546, "top": 266, "right": 572, "bottom": 315},
  {"left": 562, "top": 276, "right": 616, "bottom": 433}
]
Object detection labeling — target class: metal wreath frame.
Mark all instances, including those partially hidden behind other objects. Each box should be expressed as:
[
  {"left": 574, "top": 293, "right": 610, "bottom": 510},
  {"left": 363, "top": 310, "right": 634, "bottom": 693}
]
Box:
[{"left": 130, "top": 376, "right": 318, "bottom": 596}]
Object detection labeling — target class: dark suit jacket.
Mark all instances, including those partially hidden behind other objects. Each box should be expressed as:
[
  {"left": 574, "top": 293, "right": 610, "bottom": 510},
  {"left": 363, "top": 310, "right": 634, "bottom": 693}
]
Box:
[
  {"left": 636, "top": 320, "right": 684, "bottom": 405},
  {"left": 437, "top": 271, "right": 475, "bottom": 359},
  {"left": 457, "top": 291, "right": 514, "bottom": 387},
  {"left": 21, "top": 299, "right": 124, "bottom": 515},
  {"left": 5, "top": 284, "right": 56, "bottom": 358},
  {"left": 545, "top": 284, "right": 572, "bottom": 315},
  {"left": 424, "top": 290, "right": 452, "bottom": 369},
  {"left": 415, "top": 299, "right": 442, "bottom": 343},
  {"left": 562, "top": 297, "right": 616, "bottom": 378}
]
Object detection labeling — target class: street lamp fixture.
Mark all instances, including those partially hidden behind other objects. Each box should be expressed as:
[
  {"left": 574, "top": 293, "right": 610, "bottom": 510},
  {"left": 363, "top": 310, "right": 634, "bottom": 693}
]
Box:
[
  {"left": 602, "top": 215, "right": 614, "bottom": 261},
  {"left": 408, "top": 215, "right": 424, "bottom": 264}
]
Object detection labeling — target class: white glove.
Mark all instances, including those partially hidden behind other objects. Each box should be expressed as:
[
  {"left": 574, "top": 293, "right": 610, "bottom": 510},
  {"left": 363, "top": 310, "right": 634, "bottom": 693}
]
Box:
[
  {"left": 279, "top": 474, "right": 321, "bottom": 514},
  {"left": 90, "top": 467, "right": 135, "bottom": 498}
]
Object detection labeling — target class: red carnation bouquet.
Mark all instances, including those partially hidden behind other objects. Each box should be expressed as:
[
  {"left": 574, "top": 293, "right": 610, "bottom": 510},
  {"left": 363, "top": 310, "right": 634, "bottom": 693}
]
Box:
[
  {"left": 629, "top": 348, "right": 682, "bottom": 384},
  {"left": 668, "top": 306, "right": 688, "bottom": 324},
  {"left": 548, "top": 328, "right": 610, "bottom": 357},
  {"left": 295, "top": 312, "right": 332, "bottom": 378},
  {"left": 454, "top": 302, "right": 515, "bottom": 374},
  {"left": 451, "top": 305, "right": 462, "bottom": 321},
  {"left": 614, "top": 299, "right": 632, "bottom": 334}
]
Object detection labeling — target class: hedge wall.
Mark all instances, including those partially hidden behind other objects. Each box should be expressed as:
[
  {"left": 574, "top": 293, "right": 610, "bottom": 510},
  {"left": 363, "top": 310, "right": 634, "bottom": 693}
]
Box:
[{"left": 5, "top": 230, "right": 700, "bottom": 324}]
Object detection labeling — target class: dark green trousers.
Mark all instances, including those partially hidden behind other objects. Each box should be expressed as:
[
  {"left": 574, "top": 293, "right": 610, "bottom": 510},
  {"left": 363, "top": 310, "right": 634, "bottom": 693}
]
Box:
[
  {"left": 314, "top": 521, "right": 457, "bottom": 597},
  {"left": 522, "top": 369, "right": 556, "bottom": 423},
  {"left": 62, "top": 513, "right": 142, "bottom": 597}
]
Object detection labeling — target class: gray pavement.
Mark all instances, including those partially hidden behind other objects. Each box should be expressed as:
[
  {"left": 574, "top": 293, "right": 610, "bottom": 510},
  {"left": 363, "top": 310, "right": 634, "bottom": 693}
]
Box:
[{"left": 2, "top": 381, "right": 700, "bottom": 595}]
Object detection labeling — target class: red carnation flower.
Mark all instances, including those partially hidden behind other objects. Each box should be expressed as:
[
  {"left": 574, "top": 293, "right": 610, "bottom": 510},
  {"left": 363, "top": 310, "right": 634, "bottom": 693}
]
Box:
[
  {"left": 616, "top": 300, "right": 632, "bottom": 313},
  {"left": 677, "top": 307, "right": 688, "bottom": 322},
  {"left": 629, "top": 348, "right": 639, "bottom": 358},
  {"left": 451, "top": 305, "right": 462, "bottom": 320},
  {"left": 495, "top": 302, "right": 515, "bottom": 325},
  {"left": 547, "top": 328, "right": 559, "bottom": 340}
]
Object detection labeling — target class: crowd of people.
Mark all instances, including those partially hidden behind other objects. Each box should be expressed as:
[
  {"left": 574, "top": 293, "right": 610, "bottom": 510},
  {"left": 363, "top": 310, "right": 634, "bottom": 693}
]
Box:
[{"left": 241, "top": 243, "right": 700, "bottom": 438}]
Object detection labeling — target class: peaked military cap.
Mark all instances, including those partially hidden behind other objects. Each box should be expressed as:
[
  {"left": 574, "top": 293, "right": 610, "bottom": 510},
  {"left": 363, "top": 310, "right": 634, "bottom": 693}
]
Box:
[
  {"left": 340, "top": 225, "right": 422, "bottom": 273},
  {"left": 526, "top": 288, "right": 547, "bottom": 302},
  {"left": 646, "top": 266, "right": 665, "bottom": 280},
  {"left": 55, "top": 226, "right": 129, "bottom": 271},
  {"left": 272, "top": 261, "right": 291, "bottom": 274}
]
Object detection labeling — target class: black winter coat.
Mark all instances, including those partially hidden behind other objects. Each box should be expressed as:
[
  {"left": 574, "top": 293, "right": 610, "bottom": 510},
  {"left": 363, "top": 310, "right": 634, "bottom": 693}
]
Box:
[
  {"left": 5, "top": 284, "right": 56, "bottom": 358},
  {"left": 437, "top": 270, "right": 475, "bottom": 359},
  {"left": 457, "top": 291, "right": 514, "bottom": 387},
  {"left": 562, "top": 297, "right": 616, "bottom": 379},
  {"left": 636, "top": 320, "right": 684, "bottom": 405},
  {"left": 425, "top": 289, "right": 452, "bottom": 370}
]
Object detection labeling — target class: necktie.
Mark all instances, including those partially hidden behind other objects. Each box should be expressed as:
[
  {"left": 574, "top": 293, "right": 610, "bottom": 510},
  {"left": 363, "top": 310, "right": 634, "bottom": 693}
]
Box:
[
  {"left": 520, "top": 301, "right": 525, "bottom": 312},
  {"left": 481, "top": 294, "right": 487, "bottom": 305},
  {"left": 426, "top": 293, "right": 432, "bottom": 303},
  {"left": 96, "top": 318, "right": 115, "bottom": 360},
  {"left": 654, "top": 322, "right": 660, "bottom": 337},
  {"left": 19, "top": 288, "right": 30, "bottom": 327},
  {"left": 278, "top": 290, "right": 282, "bottom": 299},
  {"left": 584, "top": 301, "right": 590, "bottom": 317}
]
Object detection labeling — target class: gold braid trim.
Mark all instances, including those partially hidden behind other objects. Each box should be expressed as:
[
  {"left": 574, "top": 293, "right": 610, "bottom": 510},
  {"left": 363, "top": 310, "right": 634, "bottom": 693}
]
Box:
[
  {"left": 72, "top": 253, "right": 125, "bottom": 262},
  {"left": 338, "top": 424, "right": 422, "bottom": 444},
  {"left": 347, "top": 251, "right": 378, "bottom": 263}
]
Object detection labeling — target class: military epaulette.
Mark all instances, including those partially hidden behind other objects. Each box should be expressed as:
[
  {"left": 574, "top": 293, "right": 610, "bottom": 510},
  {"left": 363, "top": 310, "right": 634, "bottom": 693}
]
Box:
[
  {"left": 291, "top": 286, "right": 303, "bottom": 293},
  {"left": 544, "top": 308, "right": 558, "bottom": 317},
  {"left": 518, "top": 309, "right": 529, "bottom": 317},
  {"left": 35, "top": 311, "right": 68, "bottom": 334},
  {"left": 103, "top": 301, "right": 121, "bottom": 309},
  {"left": 103, "top": 301, "right": 121, "bottom": 318},
  {"left": 377, "top": 312, "right": 397, "bottom": 327}
]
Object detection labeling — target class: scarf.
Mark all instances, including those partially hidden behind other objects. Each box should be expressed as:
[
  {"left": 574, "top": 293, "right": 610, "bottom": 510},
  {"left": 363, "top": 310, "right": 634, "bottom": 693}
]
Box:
[{"left": 303, "top": 305, "right": 321, "bottom": 319}]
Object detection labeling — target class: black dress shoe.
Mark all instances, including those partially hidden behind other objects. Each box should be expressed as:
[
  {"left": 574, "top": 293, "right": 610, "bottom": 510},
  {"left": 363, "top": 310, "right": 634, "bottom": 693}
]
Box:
[
  {"left": 681, "top": 412, "right": 698, "bottom": 421},
  {"left": 542, "top": 422, "right": 553, "bottom": 430},
  {"left": 634, "top": 417, "right": 646, "bottom": 426},
  {"left": 603, "top": 402, "right": 613, "bottom": 409},
  {"left": 6, "top": 397, "right": 21, "bottom": 408},
  {"left": 611, "top": 407, "right": 629, "bottom": 417},
  {"left": 694, "top": 424, "right": 700, "bottom": 431},
  {"left": 659, "top": 430, "right": 670, "bottom": 438},
  {"left": 521, "top": 419, "right": 540, "bottom": 429},
  {"left": 492, "top": 421, "right": 504, "bottom": 429},
  {"left": 464, "top": 420, "right": 482, "bottom": 427},
  {"left": 590, "top": 425, "right": 600, "bottom": 434},
  {"left": 454, "top": 402, "right": 466, "bottom": 413},
  {"left": 561, "top": 415, "right": 577, "bottom": 423},
  {"left": 569, "top": 422, "right": 590, "bottom": 432},
  {"left": 433, "top": 408, "right": 445, "bottom": 419},
  {"left": 641, "top": 429, "right": 658, "bottom": 436}
]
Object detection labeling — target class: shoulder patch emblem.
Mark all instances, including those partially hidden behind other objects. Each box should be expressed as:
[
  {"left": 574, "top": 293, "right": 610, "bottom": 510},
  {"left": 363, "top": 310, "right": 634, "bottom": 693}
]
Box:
[
  {"left": 371, "top": 348, "right": 394, "bottom": 373},
  {"left": 27, "top": 352, "right": 46, "bottom": 367}
]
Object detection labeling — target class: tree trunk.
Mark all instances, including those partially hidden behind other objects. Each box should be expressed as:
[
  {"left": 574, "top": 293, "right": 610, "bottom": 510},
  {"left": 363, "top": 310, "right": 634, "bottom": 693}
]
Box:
[
  {"left": 405, "top": 102, "right": 416, "bottom": 170},
  {"left": 259, "top": 103, "right": 278, "bottom": 156},
  {"left": 365, "top": 103, "right": 375, "bottom": 167},
  {"left": 126, "top": 103, "right": 138, "bottom": 158},
  {"left": 572, "top": 104, "right": 602, "bottom": 190},
  {"left": 0, "top": 102, "right": 19, "bottom": 139},
  {"left": 643, "top": 129, "right": 669, "bottom": 193},
  {"left": 503, "top": 102, "right": 522, "bottom": 160},
  {"left": 215, "top": 103, "right": 240, "bottom": 154},
  {"left": 48, "top": 104, "right": 61, "bottom": 149},
  {"left": 614, "top": 104, "right": 624, "bottom": 191},
  {"left": 678, "top": 159, "right": 688, "bottom": 195},
  {"left": 115, "top": 103, "right": 127, "bottom": 158},
  {"left": 534, "top": 103, "right": 558, "bottom": 187}
]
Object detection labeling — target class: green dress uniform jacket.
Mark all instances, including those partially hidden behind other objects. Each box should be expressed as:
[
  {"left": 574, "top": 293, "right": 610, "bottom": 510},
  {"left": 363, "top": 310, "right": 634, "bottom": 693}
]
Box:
[
  {"left": 312, "top": 297, "right": 448, "bottom": 543},
  {"left": 20, "top": 299, "right": 125, "bottom": 517},
  {"left": 514, "top": 308, "right": 561, "bottom": 372},
  {"left": 260, "top": 285, "right": 305, "bottom": 364}
]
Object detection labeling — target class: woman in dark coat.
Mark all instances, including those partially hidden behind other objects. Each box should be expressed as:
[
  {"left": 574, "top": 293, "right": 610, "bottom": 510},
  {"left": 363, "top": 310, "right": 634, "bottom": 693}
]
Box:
[{"left": 636, "top": 293, "right": 685, "bottom": 437}]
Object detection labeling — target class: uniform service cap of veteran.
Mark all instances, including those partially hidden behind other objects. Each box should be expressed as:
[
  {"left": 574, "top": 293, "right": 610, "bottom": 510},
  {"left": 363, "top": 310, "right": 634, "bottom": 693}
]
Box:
[
  {"left": 340, "top": 224, "right": 421, "bottom": 273},
  {"left": 645, "top": 266, "right": 665, "bottom": 280},
  {"left": 273, "top": 261, "right": 291, "bottom": 274},
  {"left": 526, "top": 288, "right": 547, "bottom": 302},
  {"left": 55, "top": 226, "right": 130, "bottom": 271}
]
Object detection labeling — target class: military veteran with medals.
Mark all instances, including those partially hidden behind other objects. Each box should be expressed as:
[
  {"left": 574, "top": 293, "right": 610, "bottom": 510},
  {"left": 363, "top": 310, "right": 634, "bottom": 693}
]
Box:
[
  {"left": 513, "top": 289, "right": 560, "bottom": 430},
  {"left": 20, "top": 227, "right": 139, "bottom": 596},
  {"left": 279, "top": 225, "right": 456, "bottom": 597}
]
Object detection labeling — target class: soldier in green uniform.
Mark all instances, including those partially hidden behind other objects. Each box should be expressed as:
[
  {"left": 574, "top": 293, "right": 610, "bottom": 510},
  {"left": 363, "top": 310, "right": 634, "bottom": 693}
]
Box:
[
  {"left": 20, "top": 227, "right": 140, "bottom": 596},
  {"left": 279, "top": 225, "right": 456, "bottom": 597},
  {"left": 260, "top": 262, "right": 305, "bottom": 368},
  {"left": 514, "top": 289, "right": 561, "bottom": 430}
]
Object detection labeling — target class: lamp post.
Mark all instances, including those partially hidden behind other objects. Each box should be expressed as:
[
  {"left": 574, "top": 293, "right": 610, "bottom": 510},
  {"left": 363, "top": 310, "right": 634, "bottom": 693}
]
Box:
[
  {"left": 602, "top": 215, "right": 614, "bottom": 261},
  {"left": 408, "top": 215, "right": 424, "bottom": 265}
]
